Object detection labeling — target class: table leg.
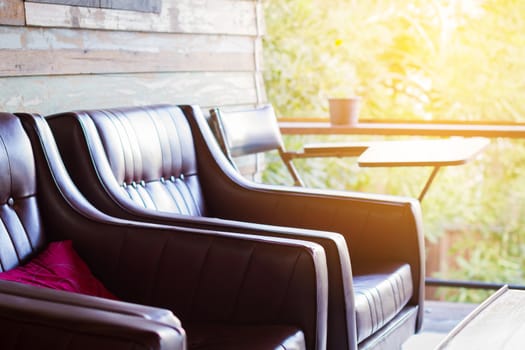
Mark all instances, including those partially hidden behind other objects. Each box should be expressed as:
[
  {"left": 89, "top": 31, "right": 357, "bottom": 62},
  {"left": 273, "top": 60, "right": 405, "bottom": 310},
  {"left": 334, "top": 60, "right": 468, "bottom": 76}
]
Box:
[{"left": 419, "top": 166, "right": 441, "bottom": 202}]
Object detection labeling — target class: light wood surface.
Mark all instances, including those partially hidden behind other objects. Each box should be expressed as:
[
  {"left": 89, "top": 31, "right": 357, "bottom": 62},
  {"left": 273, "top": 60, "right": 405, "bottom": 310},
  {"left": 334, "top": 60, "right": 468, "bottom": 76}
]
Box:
[{"left": 436, "top": 286, "right": 525, "bottom": 350}]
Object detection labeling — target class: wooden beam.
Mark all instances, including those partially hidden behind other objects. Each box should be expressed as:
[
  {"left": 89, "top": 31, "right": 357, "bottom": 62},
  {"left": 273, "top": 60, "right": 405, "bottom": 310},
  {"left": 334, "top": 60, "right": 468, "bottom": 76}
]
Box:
[
  {"left": 0, "top": 0, "right": 25, "bottom": 25},
  {"left": 0, "top": 72, "right": 258, "bottom": 115},
  {"left": 0, "top": 26, "right": 255, "bottom": 76},
  {"left": 24, "top": 0, "right": 258, "bottom": 35},
  {"left": 278, "top": 121, "right": 525, "bottom": 138}
]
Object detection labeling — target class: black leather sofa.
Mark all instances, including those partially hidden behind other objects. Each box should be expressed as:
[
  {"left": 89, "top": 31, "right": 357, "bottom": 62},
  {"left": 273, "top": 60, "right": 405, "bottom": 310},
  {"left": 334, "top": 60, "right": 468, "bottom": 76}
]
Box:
[
  {"left": 0, "top": 111, "right": 329, "bottom": 350},
  {"left": 44, "top": 104, "right": 425, "bottom": 350}
]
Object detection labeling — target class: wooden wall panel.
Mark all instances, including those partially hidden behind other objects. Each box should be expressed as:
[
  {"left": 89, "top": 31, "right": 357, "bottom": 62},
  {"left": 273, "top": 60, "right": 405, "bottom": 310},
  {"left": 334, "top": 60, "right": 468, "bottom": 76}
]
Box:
[
  {"left": 0, "top": 26, "right": 255, "bottom": 76},
  {"left": 0, "top": 72, "right": 258, "bottom": 115},
  {"left": 27, "top": 0, "right": 162, "bottom": 13},
  {"left": 0, "top": 0, "right": 25, "bottom": 25},
  {"left": 25, "top": 0, "right": 258, "bottom": 35},
  {"left": 0, "top": 0, "right": 264, "bottom": 114}
]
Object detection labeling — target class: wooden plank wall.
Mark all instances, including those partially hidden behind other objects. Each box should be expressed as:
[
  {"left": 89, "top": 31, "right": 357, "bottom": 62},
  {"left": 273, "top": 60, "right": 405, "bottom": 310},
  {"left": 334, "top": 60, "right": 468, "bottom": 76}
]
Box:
[{"left": 0, "top": 0, "right": 266, "bottom": 115}]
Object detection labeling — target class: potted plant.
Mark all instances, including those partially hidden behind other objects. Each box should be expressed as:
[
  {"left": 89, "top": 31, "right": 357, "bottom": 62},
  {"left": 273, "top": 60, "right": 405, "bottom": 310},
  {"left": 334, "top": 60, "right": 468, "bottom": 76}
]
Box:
[{"left": 328, "top": 95, "right": 362, "bottom": 126}]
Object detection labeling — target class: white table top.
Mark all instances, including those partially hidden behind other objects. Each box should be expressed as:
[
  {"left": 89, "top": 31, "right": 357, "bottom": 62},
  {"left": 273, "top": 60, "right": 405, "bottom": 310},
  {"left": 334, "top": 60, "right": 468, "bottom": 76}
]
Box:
[{"left": 358, "top": 137, "right": 490, "bottom": 167}]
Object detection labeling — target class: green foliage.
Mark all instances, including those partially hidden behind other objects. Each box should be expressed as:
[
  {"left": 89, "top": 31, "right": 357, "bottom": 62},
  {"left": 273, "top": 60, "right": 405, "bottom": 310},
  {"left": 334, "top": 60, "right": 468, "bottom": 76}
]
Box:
[{"left": 262, "top": 0, "right": 525, "bottom": 302}]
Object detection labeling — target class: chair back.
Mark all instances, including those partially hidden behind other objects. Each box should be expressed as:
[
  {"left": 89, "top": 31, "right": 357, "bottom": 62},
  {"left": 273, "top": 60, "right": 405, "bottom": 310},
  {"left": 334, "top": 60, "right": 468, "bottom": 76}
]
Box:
[
  {"left": 47, "top": 105, "right": 207, "bottom": 217},
  {"left": 210, "top": 105, "right": 305, "bottom": 186},
  {"left": 0, "top": 113, "right": 45, "bottom": 271},
  {"left": 210, "top": 105, "right": 284, "bottom": 158}
]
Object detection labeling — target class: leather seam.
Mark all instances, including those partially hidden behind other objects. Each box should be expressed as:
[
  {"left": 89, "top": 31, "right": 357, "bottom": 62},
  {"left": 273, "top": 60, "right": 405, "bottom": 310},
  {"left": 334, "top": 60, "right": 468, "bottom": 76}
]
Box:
[
  {"left": 230, "top": 242, "right": 256, "bottom": 320},
  {"left": 0, "top": 134, "right": 23, "bottom": 266},
  {"left": 143, "top": 106, "right": 173, "bottom": 179},
  {"left": 278, "top": 250, "right": 302, "bottom": 319},
  {"left": 150, "top": 236, "right": 170, "bottom": 303},
  {"left": 163, "top": 181, "right": 186, "bottom": 214},
  {"left": 188, "top": 237, "right": 213, "bottom": 317},
  {"left": 98, "top": 110, "right": 131, "bottom": 183}
]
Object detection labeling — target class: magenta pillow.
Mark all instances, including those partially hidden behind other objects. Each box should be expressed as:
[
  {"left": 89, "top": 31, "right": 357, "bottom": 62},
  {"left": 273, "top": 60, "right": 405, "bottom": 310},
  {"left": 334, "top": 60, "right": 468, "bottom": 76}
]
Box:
[{"left": 0, "top": 240, "right": 118, "bottom": 300}]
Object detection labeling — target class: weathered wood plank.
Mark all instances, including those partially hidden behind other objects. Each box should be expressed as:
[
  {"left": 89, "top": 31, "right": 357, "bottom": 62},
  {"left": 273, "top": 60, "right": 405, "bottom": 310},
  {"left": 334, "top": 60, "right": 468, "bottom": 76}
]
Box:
[
  {"left": 0, "top": 26, "right": 255, "bottom": 76},
  {"left": 28, "top": 0, "right": 99, "bottom": 7},
  {"left": 25, "top": 0, "right": 258, "bottom": 35},
  {"left": 27, "top": 0, "right": 162, "bottom": 13},
  {"left": 0, "top": 49, "right": 254, "bottom": 76},
  {"left": 0, "top": 72, "right": 258, "bottom": 115},
  {"left": 100, "top": 0, "right": 161, "bottom": 13},
  {"left": 0, "top": 0, "right": 25, "bottom": 25}
]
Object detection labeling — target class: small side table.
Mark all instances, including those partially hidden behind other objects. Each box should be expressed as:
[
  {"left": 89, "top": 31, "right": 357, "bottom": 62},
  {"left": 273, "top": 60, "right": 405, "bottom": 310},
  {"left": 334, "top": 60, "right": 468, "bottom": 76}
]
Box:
[{"left": 357, "top": 137, "right": 490, "bottom": 201}]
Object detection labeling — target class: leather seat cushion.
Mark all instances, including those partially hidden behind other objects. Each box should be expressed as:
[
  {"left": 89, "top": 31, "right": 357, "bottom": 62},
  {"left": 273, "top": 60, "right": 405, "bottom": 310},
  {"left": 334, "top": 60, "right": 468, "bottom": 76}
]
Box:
[
  {"left": 353, "top": 263, "right": 413, "bottom": 343},
  {"left": 185, "top": 323, "right": 305, "bottom": 350}
]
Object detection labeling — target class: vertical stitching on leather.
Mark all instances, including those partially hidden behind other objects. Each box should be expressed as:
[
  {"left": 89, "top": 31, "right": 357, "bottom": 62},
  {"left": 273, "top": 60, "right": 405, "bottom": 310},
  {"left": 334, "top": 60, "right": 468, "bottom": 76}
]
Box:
[
  {"left": 388, "top": 272, "right": 399, "bottom": 313},
  {"left": 0, "top": 212, "right": 21, "bottom": 265},
  {"left": 230, "top": 243, "right": 256, "bottom": 320},
  {"left": 136, "top": 184, "right": 158, "bottom": 210},
  {"left": 278, "top": 250, "right": 302, "bottom": 319},
  {"left": 150, "top": 236, "right": 169, "bottom": 303},
  {"left": 165, "top": 180, "right": 189, "bottom": 214},
  {"left": 172, "top": 179, "right": 193, "bottom": 215},
  {"left": 157, "top": 107, "right": 203, "bottom": 216},
  {"left": 373, "top": 285, "right": 384, "bottom": 329},
  {"left": 143, "top": 107, "right": 172, "bottom": 178},
  {"left": 358, "top": 290, "right": 376, "bottom": 338},
  {"left": 188, "top": 237, "right": 214, "bottom": 316},
  {"left": 0, "top": 221, "right": 7, "bottom": 271},
  {"left": 162, "top": 181, "right": 185, "bottom": 214},
  {"left": 125, "top": 186, "right": 149, "bottom": 209},
  {"left": 113, "top": 228, "right": 127, "bottom": 294},
  {"left": 166, "top": 107, "right": 185, "bottom": 177},
  {"left": 97, "top": 110, "right": 130, "bottom": 182},
  {"left": 177, "top": 178, "right": 202, "bottom": 216},
  {"left": 394, "top": 270, "right": 403, "bottom": 310},
  {"left": 399, "top": 266, "right": 409, "bottom": 302},
  {"left": 0, "top": 133, "right": 12, "bottom": 203},
  {"left": 0, "top": 134, "right": 22, "bottom": 264},
  {"left": 117, "top": 109, "right": 143, "bottom": 181}
]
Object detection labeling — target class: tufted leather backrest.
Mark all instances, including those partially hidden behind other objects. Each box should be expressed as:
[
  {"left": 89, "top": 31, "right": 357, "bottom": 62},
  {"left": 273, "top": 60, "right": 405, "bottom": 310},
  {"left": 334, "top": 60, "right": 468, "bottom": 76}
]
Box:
[
  {"left": 0, "top": 113, "right": 45, "bottom": 271},
  {"left": 48, "top": 105, "right": 207, "bottom": 217}
]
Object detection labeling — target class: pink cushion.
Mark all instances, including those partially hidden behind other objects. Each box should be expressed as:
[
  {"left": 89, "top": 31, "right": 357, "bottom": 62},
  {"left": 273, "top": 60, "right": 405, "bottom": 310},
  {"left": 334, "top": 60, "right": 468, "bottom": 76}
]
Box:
[{"left": 0, "top": 240, "right": 118, "bottom": 300}]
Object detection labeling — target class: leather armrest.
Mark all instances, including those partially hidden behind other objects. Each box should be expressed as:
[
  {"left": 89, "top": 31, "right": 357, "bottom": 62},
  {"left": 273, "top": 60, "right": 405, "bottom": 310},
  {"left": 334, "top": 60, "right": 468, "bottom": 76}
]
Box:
[
  {"left": 77, "top": 224, "right": 328, "bottom": 350},
  {"left": 0, "top": 282, "right": 185, "bottom": 350},
  {"left": 211, "top": 179, "right": 425, "bottom": 307},
  {"left": 0, "top": 280, "right": 180, "bottom": 325}
]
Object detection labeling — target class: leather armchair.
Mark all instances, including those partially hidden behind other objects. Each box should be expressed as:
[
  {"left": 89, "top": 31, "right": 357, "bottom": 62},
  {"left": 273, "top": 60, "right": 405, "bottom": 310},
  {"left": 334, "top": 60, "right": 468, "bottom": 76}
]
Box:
[
  {"left": 5, "top": 112, "right": 329, "bottom": 350},
  {"left": 45, "top": 104, "right": 425, "bottom": 350}
]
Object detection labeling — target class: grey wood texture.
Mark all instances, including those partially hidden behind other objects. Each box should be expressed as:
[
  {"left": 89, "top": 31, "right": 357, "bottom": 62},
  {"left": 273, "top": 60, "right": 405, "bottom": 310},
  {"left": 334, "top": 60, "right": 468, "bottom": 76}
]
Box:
[
  {"left": 0, "top": 0, "right": 265, "bottom": 113},
  {"left": 25, "top": 0, "right": 161, "bottom": 13}
]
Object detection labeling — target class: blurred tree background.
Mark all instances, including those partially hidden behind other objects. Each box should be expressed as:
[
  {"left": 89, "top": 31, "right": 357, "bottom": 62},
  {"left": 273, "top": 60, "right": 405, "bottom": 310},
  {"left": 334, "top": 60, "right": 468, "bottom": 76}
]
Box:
[{"left": 262, "top": 0, "right": 525, "bottom": 302}]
